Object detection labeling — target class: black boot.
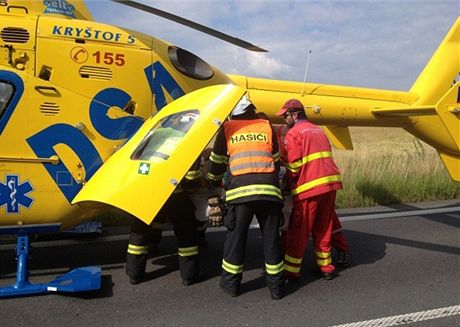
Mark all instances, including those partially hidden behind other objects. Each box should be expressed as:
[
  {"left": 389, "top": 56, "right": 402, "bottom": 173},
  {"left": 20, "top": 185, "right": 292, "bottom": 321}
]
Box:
[{"left": 337, "top": 251, "right": 352, "bottom": 267}]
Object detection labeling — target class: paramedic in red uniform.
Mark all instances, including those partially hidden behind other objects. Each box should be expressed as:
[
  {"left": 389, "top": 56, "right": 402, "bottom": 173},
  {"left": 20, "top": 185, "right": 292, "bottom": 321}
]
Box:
[
  {"left": 275, "top": 125, "right": 351, "bottom": 267},
  {"left": 277, "top": 98, "right": 344, "bottom": 280}
]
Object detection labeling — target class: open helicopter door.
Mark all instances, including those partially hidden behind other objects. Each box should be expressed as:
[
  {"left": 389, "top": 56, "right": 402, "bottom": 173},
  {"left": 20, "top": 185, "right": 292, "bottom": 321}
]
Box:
[{"left": 72, "top": 84, "right": 245, "bottom": 224}]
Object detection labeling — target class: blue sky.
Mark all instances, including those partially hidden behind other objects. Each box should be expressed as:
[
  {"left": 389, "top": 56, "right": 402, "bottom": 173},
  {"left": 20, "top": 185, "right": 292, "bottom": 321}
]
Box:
[{"left": 85, "top": 0, "right": 459, "bottom": 91}]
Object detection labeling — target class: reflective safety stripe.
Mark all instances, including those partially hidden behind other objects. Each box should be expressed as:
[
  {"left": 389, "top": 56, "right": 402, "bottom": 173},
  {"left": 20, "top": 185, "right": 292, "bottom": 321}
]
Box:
[
  {"left": 222, "top": 259, "right": 244, "bottom": 275},
  {"left": 332, "top": 228, "right": 343, "bottom": 234},
  {"left": 229, "top": 150, "right": 273, "bottom": 162},
  {"left": 225, "top": 184, "right": 283, "bottom": 201},
  {"left": 291, "top": 175, "right": 341, "bottom": 196},
  {"left": 230, "top": 161, "right": 275, "bottom": 175},
  {"left": 185, "top": 168, "right": 202, "bottom": 180},
  {"left": 273, "top": 151, "right": 280, "bottom": 162},
  {"left": 127, "top": 244, "right": 149, "bottom": 255},
  {"left": 285, "top": 151, "right": 333, "bottom": 173},
  {"left": 207, "top": 171, "right": 225, "bottom": 181},
  {"left": 228, "top": 150, "right": 275, "bottom": 175},
  {"left": 315, "top": 251, "right": 330, "bottom": 259},
  {"left": 317, "top": 257, "right": 332, "bottom": 266},
  {"left": 265, "top": 261, "right": 284, "bottom": 275},
  {"left": 178, "top": 245, "right": 199, "bottom": 257},
  {"left": 209, "top": 151, "right": 228, "bottom": 165},
  {"left": 284, "top": 263, "right": 301, "bottom": 273},
  {"left": 285, "top": 254, "right": 302, "bottom": 264},
  {"left": 316, "top": 251, "right": 332, "bottom": 266}
]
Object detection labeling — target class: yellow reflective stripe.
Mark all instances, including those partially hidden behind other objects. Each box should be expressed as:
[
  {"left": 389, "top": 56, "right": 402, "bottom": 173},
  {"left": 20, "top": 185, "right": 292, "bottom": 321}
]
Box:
[
  {"left": 284, "top": 263, "right": 301, "bottom": 273},
  {"left": 285, "top": 254, "right": 302, "bottom": 264},
  {"left": 127, "top": 244, "right": 149, "bottom": 255},
  {"left": 291, "top": 175, "right": 341, "bottom": 196},
  {"left": 209, "top": 152, "right": 228, "bottom": 164},
  {"left": 315, "top": 251, "right": 331, "bottom": 259},
  {"left": 225, "top": 184, "right": 282, "bottom": 201},
  {"left": 178, "top": 245, "right": 199, "bottom": 257},
  {"left": 222, "top": 259, "right": 244, "bottom": 274},
  {"left": 286, "top": 151, "right": 333, "bottom": 172},
  {"left": 315, "top": 251, "right": 331, "bottom": 266},
  {"left": 317, "top": 257, "right": 332, "bottom": 266},
  {"left": 273, "top": 151, "right": 280, "bottom": 162},
  {"left": 207, "top": 172, "right": 225, "bottom": 181},
  {"left": 185, "top": 169, "right": 202, "bottom": 180},
  {"left": 265, "top": 261, "right": 284, "bottom": 275}
]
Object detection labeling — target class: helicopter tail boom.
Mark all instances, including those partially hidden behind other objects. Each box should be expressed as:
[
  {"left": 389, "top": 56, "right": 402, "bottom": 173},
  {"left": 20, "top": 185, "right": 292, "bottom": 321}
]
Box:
[{"left": 228, "top": 18, "right": 460, "bottom": 181}]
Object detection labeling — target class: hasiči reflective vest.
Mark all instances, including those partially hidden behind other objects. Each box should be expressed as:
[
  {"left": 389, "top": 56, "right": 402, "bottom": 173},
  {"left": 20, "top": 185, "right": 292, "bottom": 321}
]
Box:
[
  {"left": 208, "top": 118, "right": 282, "bottom": 204},
  {"left": 284, "top": 120, "right": 342, "bottom": 201},
  {"left": 224, "top": 119, "right": 275, "bottom": 176}
]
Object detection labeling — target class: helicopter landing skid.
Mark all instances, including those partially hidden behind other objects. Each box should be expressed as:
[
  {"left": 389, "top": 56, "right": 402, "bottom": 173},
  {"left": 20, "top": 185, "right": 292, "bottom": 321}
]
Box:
[{"left": 0, "top": 224, "right": 101, "bottom": 298}]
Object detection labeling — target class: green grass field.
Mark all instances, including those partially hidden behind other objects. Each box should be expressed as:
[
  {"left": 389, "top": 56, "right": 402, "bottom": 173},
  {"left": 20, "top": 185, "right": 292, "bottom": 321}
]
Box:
[{"left": 333, "top": 127, "right": 460, "bottom": 208}]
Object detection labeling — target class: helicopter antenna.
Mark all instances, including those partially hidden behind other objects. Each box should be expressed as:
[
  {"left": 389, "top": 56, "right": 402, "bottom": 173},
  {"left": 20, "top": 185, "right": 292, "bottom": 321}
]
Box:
[
  {"left": 111, "top": 0, "right": 268, "bottom": 52},
  {"left": 301, "top": 50, "right": 312, "bottom": 96}
]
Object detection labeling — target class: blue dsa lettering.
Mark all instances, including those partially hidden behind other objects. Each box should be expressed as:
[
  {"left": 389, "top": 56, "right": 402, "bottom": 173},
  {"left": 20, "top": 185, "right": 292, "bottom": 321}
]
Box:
[
  {"left": 144, "top": 62, "right": 185, "bottom": 110},
  {"left": 10, "top": 61, "right": 183, "bottom": 203},
  {"left": 27, "top": 124, "right": 103, "bottom": 202},
  {"left": 27, "top": 88, "right": 143, "bottom": 202},
  {"left": 90, "top": 88, "right": 143, "bottom": 140}
]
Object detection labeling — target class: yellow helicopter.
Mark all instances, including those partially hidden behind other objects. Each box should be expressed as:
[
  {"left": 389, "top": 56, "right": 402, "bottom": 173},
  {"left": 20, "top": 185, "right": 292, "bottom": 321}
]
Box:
[{"left": 0, "top": 0, "right": 458, "bottom": 296}]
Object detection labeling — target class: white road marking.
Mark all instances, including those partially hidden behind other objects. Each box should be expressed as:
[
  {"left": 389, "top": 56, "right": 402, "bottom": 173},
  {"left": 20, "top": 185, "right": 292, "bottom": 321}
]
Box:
[{"left": 329, "top": 305, "right": 460, "bottom": 327}]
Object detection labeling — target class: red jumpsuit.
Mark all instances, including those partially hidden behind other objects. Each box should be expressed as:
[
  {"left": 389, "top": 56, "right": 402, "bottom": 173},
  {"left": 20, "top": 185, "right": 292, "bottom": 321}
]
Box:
[
  {"left": 275, "top": 125, "right": 350, "bottom": 254},
  {"left": 281, "top": 120, "right": 343, "bottom": 276}
]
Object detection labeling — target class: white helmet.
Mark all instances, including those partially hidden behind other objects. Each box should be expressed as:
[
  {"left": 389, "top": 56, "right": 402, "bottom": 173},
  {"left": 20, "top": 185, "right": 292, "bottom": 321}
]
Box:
[
  {"left": 232, "top": 94, "right": 253, "bottom": 117},
  {"left": 179, "top": 112, "right": 198, "bottom": 123}
]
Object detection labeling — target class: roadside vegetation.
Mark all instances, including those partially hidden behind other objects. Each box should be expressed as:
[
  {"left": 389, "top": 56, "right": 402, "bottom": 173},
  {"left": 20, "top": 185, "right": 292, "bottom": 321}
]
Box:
[
  {"left": 333, "top": 127, "right": 459, "bottom": 208},
  {"left": 99, "top": 127, "right": 459, "bottom": 226}
]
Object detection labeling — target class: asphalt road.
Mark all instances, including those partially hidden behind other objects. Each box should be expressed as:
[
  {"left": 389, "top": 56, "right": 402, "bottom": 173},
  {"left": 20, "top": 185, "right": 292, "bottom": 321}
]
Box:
[{"left": 0, "top": 200, "right": 459, "bottom": 327}]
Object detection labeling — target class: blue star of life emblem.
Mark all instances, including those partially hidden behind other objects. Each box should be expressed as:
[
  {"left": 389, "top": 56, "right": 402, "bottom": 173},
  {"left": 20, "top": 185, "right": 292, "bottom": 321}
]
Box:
[{"left": 0, "top": 174, "right": 34, "bottom": 214}]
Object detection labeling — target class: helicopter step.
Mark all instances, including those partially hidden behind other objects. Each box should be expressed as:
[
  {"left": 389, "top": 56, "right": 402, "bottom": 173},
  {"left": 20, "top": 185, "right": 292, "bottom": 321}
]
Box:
[{"left": 0, "top": 224, "right": 100, "bottom": 298}]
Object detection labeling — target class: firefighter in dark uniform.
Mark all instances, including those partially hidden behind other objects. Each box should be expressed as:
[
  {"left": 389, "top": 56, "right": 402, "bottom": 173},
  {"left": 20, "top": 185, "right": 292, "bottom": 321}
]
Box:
[
  {"left": 208, "top": 96, "right": 285, "bottom": 300},
  {"left": 126, "top": 112, "right": 202, "bottom": 286}
]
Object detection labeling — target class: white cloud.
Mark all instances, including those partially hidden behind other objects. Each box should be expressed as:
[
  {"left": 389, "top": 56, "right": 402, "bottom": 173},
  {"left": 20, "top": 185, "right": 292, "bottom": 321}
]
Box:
[{"left": 86, "top": 0, "right": 459, "bottom": 90}]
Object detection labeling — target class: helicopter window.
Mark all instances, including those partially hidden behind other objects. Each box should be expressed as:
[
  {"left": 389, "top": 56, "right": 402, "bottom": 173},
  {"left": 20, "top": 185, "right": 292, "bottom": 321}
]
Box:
[
  {"left": 168, "top": 46, "right": 214, "bottom": 80},
  {"left": 131, "top": 109, "right": 199, "bottom": 162},
  {"left": 0, "top": 81, "right": 13, "bottom": 117}
]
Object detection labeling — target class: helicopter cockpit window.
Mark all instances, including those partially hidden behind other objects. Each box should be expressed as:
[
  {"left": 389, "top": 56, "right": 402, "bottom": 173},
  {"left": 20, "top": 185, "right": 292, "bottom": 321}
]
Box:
[
  {"left": 0, "top": 81, "right": 13, "bottom": 118},
  {"left": 168, "top": 46, "right": 214, "bottom": 80},
  {"left": 131, "top": 109, "right": 200, "bottom": 162}
]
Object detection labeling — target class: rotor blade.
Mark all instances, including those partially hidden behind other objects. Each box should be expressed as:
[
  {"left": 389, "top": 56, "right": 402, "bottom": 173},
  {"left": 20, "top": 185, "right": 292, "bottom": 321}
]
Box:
[{"left": 110, "top": 0, "right": 268, "bottom": 52}]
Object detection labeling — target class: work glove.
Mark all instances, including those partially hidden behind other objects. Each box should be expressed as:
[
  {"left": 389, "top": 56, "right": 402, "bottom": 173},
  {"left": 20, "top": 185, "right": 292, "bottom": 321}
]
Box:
[{"left": 206, "top": 195, "right": 224, "bottom": 227}]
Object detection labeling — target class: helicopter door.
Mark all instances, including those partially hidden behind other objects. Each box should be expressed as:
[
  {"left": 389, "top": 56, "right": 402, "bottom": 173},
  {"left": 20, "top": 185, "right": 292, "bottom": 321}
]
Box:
[{"left": 72, "top": 84, "right": 245, "bottom": 224}]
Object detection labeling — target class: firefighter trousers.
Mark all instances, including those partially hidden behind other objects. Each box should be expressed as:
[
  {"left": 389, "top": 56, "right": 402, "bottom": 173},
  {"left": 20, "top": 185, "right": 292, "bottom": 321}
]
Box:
[
  {"left": 126, "top": 193, "right": 200, "bottom": 282},
  {"left": 283, "top": 191, "right": 337, "bottom": 276},
  {"left": 221, "top": 201, "right": 285, "bottom": 293}
]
